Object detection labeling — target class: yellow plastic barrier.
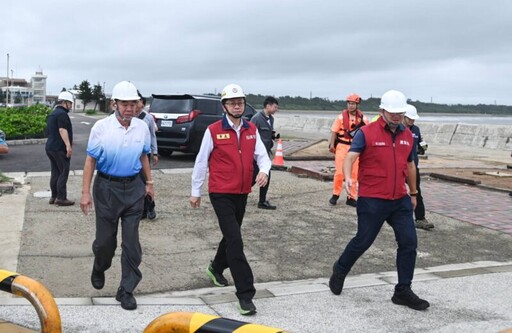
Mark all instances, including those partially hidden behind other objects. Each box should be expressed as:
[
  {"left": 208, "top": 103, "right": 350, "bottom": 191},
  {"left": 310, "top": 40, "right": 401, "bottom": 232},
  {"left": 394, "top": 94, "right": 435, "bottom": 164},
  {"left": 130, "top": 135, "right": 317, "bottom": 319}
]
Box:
[
  {"left": 0, "top": 269, "right": 62, "bottom": 333},
  {"left": 143, "top": 311, "right": 289, "bottom": 333}
]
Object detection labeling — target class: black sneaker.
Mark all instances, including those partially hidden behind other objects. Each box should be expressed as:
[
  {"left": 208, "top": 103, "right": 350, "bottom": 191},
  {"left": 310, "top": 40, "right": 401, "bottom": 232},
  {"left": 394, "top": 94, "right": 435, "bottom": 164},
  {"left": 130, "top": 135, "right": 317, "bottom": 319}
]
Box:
[
  {"left": 391, "top": 286, "right": 430, "bottom": 311},
  {"left": 116, "top": 287, "right": 137, "bottom": 310},
  {"left": 415, "top": 219, "right": 434, "bottom": 230},
  {"left": 329, "top": 264, "right": 346, "bottom": 295},
  {"left": 345, "top": 197, "right": 357, "bottom": 207},
  {"left": 206, "top": 263, "right": 228, "bottom": 287},
  {"left": 329, "top": 195, "right": 339, "bottom": 206},
  {"left": 91, "top": 267, "right": 105, "bottom": 290},
  {"left": 238, "top": 299, "right": 257, "bottom": 316}
]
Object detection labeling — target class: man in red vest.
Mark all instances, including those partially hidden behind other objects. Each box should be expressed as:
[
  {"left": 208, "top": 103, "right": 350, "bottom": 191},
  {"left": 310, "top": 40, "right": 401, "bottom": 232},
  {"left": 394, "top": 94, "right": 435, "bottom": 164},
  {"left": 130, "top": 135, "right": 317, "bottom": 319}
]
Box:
[
  {"left": 189, "top": 83, "right": 271, "bottom": 316},
  {"left": 328, "top": 93, "right": 368, "bottom": 207},
  {"left": 329, "top": 90, "right": 430, "bottom": 311}
]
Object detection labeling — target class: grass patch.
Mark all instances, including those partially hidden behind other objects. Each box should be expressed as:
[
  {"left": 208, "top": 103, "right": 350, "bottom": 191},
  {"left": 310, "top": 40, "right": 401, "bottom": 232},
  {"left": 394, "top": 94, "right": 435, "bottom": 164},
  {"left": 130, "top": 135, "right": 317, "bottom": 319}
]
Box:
[{"left": 0, "top": 170, "right": 12, "bottom": 183}]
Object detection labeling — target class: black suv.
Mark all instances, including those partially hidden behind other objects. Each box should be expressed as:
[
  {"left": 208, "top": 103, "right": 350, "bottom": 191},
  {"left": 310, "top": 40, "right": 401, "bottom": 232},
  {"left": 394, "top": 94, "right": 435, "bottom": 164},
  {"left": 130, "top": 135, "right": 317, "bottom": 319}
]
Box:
[{"left": 149, "top": 94, "right": 257, "bottom": 155}]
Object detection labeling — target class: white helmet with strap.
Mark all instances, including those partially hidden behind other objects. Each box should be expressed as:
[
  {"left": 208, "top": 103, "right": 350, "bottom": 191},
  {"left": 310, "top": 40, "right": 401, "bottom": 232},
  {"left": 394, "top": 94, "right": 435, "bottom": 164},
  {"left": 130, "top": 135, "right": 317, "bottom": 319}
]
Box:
[{"left": 221, "top": 84, "right": 245, "bottom": 101}]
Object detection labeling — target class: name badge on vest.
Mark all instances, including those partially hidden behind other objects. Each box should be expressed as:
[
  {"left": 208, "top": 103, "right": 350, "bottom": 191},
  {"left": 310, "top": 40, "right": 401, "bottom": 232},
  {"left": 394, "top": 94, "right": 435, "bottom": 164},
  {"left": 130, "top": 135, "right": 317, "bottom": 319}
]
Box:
[{"left": 216, "top": 133, "right": 230, "bottom": 140}]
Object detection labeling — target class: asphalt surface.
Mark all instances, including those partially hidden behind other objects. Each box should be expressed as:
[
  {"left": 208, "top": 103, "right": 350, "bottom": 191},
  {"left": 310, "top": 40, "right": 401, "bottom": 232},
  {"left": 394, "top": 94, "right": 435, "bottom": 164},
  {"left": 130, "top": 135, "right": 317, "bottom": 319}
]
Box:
[
  {"left": 0, "top": 113, "right": 195, "bottom": 173},
  {"left": 1, "top": 124, "right": 512, "bottom": 332}
]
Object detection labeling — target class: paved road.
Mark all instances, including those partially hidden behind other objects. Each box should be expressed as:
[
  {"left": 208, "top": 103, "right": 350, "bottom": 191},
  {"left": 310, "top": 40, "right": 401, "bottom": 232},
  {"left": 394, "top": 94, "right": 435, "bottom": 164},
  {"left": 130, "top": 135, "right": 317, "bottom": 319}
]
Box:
[{"left": 0, "top": 113, "right": 196, "bottom": 173}]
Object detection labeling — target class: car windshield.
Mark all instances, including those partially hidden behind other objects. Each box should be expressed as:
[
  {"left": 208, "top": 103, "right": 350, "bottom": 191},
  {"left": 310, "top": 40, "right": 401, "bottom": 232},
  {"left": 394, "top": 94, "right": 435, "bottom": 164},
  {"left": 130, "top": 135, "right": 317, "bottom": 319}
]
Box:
[{"left": 150, "top": 97, "right": 193, "bottom": 114}]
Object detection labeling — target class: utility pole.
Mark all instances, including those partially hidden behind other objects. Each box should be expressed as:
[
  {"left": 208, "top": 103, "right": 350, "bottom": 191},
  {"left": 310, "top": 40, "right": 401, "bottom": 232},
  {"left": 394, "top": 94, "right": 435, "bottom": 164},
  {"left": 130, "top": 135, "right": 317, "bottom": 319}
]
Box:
[
  {"left": 103, "top": 81, "right": 106, "bottom": 112},
  {"left": 10, "top": 69, "right": 14, "bottom": 104},
  {"left": 6, "top": 53, "right": 9, "bottom": 106}
]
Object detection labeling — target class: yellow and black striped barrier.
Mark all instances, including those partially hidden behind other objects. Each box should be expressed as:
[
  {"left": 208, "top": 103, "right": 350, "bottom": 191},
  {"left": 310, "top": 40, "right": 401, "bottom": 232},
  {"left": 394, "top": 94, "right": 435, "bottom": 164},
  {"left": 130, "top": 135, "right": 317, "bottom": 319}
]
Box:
[
  {"left": 0, "top": 269, "right": 62, "bottom": 333},
  {"left": 143, "top": 311, "right": 289, "bottom": 333}
]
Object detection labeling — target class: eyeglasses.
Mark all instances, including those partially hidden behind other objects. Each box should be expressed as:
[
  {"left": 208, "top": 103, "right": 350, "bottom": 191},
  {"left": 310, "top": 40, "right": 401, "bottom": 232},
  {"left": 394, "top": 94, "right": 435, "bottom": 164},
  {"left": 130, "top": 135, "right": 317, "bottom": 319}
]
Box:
[{"left": 225, "top": 101, "right": 245, "bottom": 107}]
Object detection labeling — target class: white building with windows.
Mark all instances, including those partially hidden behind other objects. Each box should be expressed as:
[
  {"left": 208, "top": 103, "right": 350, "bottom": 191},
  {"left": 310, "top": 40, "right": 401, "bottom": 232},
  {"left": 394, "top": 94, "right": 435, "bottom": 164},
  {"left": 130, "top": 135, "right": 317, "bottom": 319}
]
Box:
[{"left": 0, "top": 70, "right": 47, "bottom": 105}]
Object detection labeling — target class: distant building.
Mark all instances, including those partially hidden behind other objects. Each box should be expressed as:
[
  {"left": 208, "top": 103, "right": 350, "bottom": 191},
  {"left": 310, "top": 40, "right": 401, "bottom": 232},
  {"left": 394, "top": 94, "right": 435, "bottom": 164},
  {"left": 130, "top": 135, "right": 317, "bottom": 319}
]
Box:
[{"left": 0, "top": 70, "right": 47, "bottom": 105}]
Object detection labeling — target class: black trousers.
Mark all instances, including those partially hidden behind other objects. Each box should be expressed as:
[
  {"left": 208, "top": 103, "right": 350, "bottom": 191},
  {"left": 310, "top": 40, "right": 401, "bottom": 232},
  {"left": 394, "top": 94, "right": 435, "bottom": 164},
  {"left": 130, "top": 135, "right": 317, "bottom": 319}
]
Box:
[
  {"left": 46, "top": 149, "right": 70, "bottom": 200},
  {"left": 252, "top": 160, "right": 271, "bottom": 203},
  {"left": 414, "top": 166, "right": 426, "bottom": 220},
  {"left": 209, "top": 193, "right": 255, "bottom": 301},
  {"left": 92, "top": 175, "right": 145, "bottom": 293}
]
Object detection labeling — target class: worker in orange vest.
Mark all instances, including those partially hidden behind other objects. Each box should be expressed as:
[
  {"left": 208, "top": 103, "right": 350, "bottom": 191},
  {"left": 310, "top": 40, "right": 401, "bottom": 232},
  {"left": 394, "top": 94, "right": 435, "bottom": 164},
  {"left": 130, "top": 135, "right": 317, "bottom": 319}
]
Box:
[{"left": 328, "top": 93, "right": 368, "bottom": 207}]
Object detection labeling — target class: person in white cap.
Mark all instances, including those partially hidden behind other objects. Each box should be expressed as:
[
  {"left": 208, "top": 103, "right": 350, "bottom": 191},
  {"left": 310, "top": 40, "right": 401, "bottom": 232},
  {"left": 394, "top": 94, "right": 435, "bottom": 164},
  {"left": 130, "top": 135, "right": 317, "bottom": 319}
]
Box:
[
  {"left": 80, "top": 81, "right": 154, "bottom": 311},
  {"left": 329, "top": 90, "right": 430, "bottom": 311},
  {"left": 403, "top": 104, "right": 434, "bottom": 230},
  {"left": 45, "top": 91, "right": 75, "bottom": 206},
  {"left": 190, "top": 83, "right": 271, "bottom": 316}
]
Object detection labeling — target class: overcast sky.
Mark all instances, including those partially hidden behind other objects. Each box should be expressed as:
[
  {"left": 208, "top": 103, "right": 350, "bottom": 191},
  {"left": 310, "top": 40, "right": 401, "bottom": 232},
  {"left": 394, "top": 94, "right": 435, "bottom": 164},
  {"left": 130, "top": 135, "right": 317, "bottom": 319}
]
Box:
[{"left": 2, "top": 0, "right": 512, "bottom": 106}]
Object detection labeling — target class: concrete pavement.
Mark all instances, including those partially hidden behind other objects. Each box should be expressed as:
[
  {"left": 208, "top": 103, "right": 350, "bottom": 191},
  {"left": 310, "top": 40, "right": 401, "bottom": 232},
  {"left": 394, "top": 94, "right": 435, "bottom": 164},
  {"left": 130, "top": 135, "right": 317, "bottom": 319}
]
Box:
[{"left": 1, "top": 139, "right": 512, "bottom": 332}]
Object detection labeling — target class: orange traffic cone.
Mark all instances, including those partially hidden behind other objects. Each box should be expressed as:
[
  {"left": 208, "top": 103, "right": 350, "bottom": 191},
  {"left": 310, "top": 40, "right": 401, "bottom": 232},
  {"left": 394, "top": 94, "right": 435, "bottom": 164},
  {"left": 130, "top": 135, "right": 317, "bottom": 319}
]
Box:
[{"left": 272, "top": 139, "right": 285, "bottom": 168}]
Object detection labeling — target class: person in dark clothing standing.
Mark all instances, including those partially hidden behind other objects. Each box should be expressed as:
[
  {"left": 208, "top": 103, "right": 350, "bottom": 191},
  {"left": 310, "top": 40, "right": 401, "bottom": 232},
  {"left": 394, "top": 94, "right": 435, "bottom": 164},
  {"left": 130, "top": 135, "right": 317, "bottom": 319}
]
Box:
[
  {"left": 250, "top": 96, "right": 279, "bottom": 209},
  {"left": 329, "top": 90, "right": 430, "bottom": 311},
  {"left": 45, "top": 91, "right": 74, "bottom": 206},
  {"left": 403, "top": 104, "right": 434, "bottom": 230},
  {"left": 135, "top": 90, "right": 158, "bottom": 220},
  {"left": 190, "top": 83, "right": 271, "bottom": 316}
]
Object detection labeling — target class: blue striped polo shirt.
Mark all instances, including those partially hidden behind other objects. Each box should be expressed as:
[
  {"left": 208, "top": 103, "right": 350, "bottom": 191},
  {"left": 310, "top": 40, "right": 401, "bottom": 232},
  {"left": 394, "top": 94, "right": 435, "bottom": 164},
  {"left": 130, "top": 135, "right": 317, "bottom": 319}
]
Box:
[{"left": 87, "top": 114, "right": 150, "bottom": 177}]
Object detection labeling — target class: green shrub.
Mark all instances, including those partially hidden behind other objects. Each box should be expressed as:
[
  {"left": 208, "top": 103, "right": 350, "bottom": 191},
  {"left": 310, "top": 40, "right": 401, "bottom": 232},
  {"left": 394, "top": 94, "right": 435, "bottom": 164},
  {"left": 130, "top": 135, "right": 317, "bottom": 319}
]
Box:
[
  {"left": 85, "top": 109, "right": 97, "bottom": 115},
  {"left": 0, "top": 105, "right": 51, "bottom": 139}
]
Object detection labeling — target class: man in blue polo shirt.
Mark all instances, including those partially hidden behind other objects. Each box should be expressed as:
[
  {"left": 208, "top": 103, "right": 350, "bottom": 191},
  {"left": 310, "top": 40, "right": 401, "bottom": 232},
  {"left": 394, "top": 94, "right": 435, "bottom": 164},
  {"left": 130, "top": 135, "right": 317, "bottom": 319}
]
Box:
[{"left": 80, "top": 81, "right": 154, "bottom": 311}]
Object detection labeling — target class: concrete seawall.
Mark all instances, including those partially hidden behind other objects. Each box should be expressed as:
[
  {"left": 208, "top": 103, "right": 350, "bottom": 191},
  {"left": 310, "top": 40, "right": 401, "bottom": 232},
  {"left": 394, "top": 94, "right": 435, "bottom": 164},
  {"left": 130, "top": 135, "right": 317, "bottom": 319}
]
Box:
[{"left": 274, "top": 114, "right": 512, "bottom": 150}]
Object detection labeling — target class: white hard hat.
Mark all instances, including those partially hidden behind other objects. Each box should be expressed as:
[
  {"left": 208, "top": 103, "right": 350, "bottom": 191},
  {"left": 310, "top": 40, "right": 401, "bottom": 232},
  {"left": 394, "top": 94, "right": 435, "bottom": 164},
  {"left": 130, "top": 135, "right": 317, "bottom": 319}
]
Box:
[
  {"left": 221, "top": 83, "right": 245, "bottom": 101},
  {"left": 379, "top": 90, "right": 408, "bottom": 113},
  {"left": 405, "top": 104, "right": 419, "bottom": 120},
  {"left": 58, "top": 91, "right": 74, "bottom": 103},
  {"left": 111, "top": 81, "right": 140, "bottom": 101}
]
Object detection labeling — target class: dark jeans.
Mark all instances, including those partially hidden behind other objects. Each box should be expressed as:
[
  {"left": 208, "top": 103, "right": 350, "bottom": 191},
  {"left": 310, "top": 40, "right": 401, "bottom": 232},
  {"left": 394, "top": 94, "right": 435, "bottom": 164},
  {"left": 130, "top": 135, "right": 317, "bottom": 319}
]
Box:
[
  {"left": 414, "top": 166, "right": 426, "bottom": 220},
  {"left": 334, "top": 196, "right": 418, "bottom": 288},
  {"left": 46, "top": 149, "right": 70, "bottom": 200},
  {"left": 252, "top": 160, "right": 271, "bottom": 203},
  {"left": 209, "top": 193, "right": 255, "bottom": 301},
  {"left": 92, "top": 175, "right": 145, "bottom": 293}
]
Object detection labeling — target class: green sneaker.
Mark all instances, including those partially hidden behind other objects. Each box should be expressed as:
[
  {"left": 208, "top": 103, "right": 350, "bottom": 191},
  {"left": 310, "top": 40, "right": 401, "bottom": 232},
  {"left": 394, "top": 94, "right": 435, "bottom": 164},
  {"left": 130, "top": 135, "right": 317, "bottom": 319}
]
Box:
[
  {"left": 238, "top": 299, "right": 257, "bottom": 315},
  {"left": 206, "top": 263, "right": 228, "bottom": 287}
]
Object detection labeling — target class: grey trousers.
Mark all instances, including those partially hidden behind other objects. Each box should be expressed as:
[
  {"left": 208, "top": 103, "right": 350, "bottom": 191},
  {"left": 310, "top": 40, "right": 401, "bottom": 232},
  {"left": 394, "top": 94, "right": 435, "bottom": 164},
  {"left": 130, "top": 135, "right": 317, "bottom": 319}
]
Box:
[{"left": 92, "top": 175, "right": 145, "bottom": 293}]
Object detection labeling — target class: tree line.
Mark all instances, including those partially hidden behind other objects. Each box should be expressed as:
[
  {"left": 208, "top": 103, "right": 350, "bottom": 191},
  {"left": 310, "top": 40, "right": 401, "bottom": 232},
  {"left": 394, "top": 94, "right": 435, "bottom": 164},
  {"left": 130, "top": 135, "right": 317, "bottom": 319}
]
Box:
[
  {"left": 62, "top": 80, "right": 105, "bottom": 112},
  {"left": 64, "top": 82, "right": 512, "bottom": 115},
  {"left": 244, "top": 94, "right": 512, "bottom": 115}
]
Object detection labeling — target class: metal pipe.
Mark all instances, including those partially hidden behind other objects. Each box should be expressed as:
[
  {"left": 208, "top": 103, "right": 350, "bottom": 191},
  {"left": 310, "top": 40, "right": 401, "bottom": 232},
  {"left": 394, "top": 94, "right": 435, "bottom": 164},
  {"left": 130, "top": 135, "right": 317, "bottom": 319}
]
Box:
[
  {"left": 0, "top": 269, "right": 62, "bottom": 333},
  {"left": 143, "top": 311, "right": 289, "bottom": 333}
]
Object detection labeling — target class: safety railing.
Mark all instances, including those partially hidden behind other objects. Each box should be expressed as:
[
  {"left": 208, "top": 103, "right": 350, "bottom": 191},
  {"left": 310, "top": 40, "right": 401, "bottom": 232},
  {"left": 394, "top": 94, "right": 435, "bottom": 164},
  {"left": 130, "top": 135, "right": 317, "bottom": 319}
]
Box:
[
  {"left": 143, "top": 311, "right": 289, "bottom": 333},
  {"left": 0, "top": 269, "right": 62, "bottom": 333}
]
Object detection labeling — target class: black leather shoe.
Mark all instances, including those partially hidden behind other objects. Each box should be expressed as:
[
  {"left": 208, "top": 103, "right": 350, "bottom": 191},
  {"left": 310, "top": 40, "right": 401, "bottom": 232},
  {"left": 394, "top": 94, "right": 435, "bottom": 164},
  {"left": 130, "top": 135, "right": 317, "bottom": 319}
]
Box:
[
  {"left": 91, "top": 267, "right": 105, "bottom": 290},
  {"left": 345, "top": 197, "right": 357, "bottom": 207},
  {"left": 147, "top": 208, "right": 157, "bottom": 220},
  {"left": 329, "top": 195, "right": 339, "bottom": 206},
  {"left": 258, "top": 201, "right": 276, "bottom": 210},
  {"left": 55, "top": 199, "right": 75, "bottom": 206},
  {"left": 116, "top": 287, "right": 137, "bottom": 310}
]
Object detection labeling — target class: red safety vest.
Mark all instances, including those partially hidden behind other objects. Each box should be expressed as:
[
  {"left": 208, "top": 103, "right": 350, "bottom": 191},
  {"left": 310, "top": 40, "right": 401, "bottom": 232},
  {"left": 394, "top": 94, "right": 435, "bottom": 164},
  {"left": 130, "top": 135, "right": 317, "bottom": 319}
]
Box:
[
  {"left": 357, "top": 117, "right": 414, "bottom": 199},
  {"left": 208, "top": 117, "right": 257, "bottom": 194}
]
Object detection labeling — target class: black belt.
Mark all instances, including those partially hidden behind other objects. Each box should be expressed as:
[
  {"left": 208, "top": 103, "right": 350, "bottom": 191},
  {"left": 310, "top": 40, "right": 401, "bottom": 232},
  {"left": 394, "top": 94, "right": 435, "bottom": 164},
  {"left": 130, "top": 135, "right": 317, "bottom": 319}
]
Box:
[{"left": 97, "top": 171, "right": 138, "bottom": 183}]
